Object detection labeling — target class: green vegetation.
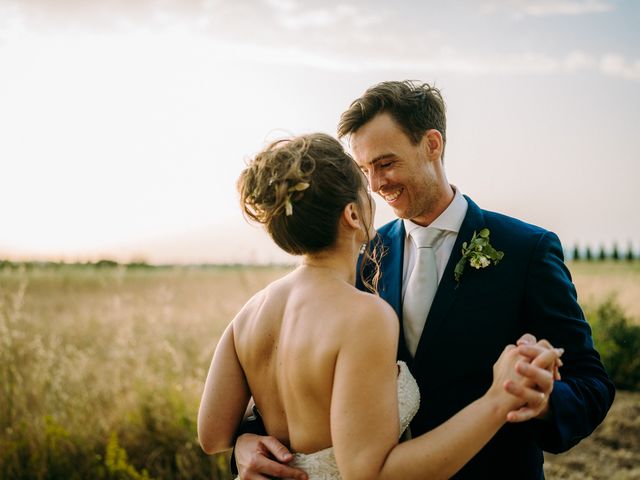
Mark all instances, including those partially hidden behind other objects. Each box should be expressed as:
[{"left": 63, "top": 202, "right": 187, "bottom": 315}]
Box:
[{"left": 586, "top": 298, "right": 640, "bottom": 391}]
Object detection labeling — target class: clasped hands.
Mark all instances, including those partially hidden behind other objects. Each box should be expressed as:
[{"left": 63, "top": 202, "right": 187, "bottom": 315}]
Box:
[{"left": 496, "top": 333, "right": 563, "bottom": 422}]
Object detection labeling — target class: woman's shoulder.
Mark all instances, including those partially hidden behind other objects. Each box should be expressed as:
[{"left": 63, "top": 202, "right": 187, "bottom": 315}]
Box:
[
  {"left": 353, "top": 289, "right": 397, "bottom": 317},
  {"left": 342, "top": 290, "right": 399, "bottom": 338},
  {"left": 234, "top": 272, "right": 294, "bottom": 317}
]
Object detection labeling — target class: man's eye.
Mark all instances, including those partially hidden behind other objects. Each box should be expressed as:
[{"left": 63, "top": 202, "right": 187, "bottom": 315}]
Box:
[{"left": 380, "top": 161, "right": 392, "bottom": 168}]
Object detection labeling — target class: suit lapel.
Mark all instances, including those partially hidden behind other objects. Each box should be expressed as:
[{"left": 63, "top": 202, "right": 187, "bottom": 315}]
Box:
[
  {"left": 378, "top": 219, "right": 404, "bottom": 315},
  {"left": 413, "top": 196, "right": 485, "bottom": 363},
  {"left": 377, "top": 220, "right": 412, "bottom": 361}
]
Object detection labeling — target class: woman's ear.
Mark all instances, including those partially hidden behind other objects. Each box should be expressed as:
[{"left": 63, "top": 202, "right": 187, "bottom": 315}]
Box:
[{"left": 342, "top": 202, "right": 361, "bottom": 230}]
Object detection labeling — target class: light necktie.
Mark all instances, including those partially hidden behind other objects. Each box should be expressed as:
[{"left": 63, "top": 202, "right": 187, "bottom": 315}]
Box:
[{"left": 403, "top": 227, "right": 441, "bottom": 357}]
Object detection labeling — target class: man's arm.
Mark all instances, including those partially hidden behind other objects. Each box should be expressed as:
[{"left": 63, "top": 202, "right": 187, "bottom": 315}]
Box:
[{"left": 522, "top": 231, "right": 615, "bottom": 453}]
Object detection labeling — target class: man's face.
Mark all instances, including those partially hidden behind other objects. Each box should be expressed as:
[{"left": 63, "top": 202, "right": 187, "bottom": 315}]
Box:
[{"left": 350, "top": 112, "right": 441, "bottom": 225}]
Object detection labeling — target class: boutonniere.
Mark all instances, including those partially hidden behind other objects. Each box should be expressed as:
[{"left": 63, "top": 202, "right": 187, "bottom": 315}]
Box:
[{"left": 454, "top": 228, "right": 504, "bottom": 285}]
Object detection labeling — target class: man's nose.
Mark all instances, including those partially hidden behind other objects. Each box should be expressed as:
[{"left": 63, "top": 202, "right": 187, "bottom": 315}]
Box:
[{"left": 369, "top": 171, "right": 386, "bottom": 193}]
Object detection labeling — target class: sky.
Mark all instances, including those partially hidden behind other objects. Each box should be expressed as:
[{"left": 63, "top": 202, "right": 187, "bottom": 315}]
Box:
[{"left": 0, "top": 0, "right": 638, "bottom": 264}]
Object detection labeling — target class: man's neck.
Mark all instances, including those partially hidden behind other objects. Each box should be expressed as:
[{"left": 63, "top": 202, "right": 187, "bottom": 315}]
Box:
[{"left": 409, "top": 184, "right": 455, "bottom": 227}]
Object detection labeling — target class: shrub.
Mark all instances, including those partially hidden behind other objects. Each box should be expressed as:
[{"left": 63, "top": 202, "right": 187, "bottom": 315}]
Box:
[{"left": 586, "top": 298, "right": 640, "bottom": 391}]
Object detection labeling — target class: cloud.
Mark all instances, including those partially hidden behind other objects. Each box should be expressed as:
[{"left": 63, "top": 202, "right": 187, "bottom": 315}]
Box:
[
  {"left": 222, "top": 42, "right": 640, "bottom": 82},
  {"left": 600, "top": 53, "right": 640, "bottom": 80},
  {"left": 1, "top": 0, "right": 636, "bottom": 82},
  {"left": 482, "top": 0, "right": 614, "bottom": 17},
  {"left": 262, "top": 1, "right": 382, "bottom": 31}
]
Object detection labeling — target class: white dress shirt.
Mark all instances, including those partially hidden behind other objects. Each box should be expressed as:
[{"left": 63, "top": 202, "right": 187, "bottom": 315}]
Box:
[{"left": 402, "top": 186, "right": 468, "bottom": 299}]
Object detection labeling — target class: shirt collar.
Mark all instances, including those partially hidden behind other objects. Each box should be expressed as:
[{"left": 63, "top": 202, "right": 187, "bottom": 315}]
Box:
[{"left": 403, "top": 185, "right": 468, "bottom": 237}]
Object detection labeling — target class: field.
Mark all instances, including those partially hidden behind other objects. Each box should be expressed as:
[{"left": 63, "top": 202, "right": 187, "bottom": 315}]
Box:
[
  {"left": 0, "top": 261, "right": 638, "bottom": 479},
  {"left": 569, "top": 261, "right": 640, "bottom": 320}
]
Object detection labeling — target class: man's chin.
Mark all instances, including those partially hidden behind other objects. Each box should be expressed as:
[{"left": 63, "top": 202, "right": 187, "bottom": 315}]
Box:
[{"left": 390, "top": 205, "right": 410, "bottom": 219}]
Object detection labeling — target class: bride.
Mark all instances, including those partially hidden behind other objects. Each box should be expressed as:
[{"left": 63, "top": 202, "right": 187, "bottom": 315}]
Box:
[{"left": 198, "top": 133, "right": 561, "bottom": 480}]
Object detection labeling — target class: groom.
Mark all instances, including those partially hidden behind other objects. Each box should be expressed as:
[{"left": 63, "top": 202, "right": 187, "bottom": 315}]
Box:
[{"left": 234, "top": 81, "right": 615, "bottom": 479}]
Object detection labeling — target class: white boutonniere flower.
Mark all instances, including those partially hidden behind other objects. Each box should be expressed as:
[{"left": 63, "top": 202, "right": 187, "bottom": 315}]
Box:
[{"left": 454, "top": 228, "right": 504, "bottom": 285}]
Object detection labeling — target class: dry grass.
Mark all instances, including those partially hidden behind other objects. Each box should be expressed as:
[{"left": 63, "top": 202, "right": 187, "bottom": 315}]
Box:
[
  {"left": 569, "top": 261, "right": 640, "bottom": 321},
  {"left": 0, "top": 261, "right": 638, "bottom": 479},
  {"left": 0, "top": 264, "right": 290, "bottom": 479},
  {"left": 544, "top": 390, "right": 640, "bottom": 479}
]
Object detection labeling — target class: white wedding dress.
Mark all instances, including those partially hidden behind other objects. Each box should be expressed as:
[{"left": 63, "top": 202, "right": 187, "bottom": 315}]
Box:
[{"left": 284, "top": 361, "right": 421, "bottom": 480}]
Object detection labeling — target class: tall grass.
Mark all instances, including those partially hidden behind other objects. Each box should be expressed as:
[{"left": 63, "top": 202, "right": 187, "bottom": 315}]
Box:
[{"left": 0, "top": 264, "right": 290, "bottom": 479}]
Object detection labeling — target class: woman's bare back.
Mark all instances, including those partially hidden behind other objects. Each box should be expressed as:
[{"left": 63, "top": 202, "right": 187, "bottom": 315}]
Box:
[{"left": 233, "top": 267, "right": 379, "bottom": 453}]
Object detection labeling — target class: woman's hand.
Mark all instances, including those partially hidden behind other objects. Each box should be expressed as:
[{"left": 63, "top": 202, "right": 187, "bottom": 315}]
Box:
[
  {"left": 486, "top": 344, "right": 530, "bottom": 417},
  {"left": 504, "top": 334, "right": 564, "bottom": 422}
]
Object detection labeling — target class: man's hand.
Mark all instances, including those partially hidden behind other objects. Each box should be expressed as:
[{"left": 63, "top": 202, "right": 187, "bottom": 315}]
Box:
[
  {"left": 504, "top": 334, "right": 564, "bottom": 422},
  {"left": 235, "top": 433, "right": 307, "bottom": 480}
]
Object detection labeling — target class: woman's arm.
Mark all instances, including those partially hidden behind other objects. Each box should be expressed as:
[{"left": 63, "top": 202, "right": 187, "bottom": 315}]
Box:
[
  {"left": 198, "top": 322, "right": 251, "bottom": 454},
  {"left": 331, "top": 298, "right": 556, "bottom": 480},
  {"left": 330, "top": 298, "right": 401, "bottom": 480},
  {"left": 374, "top": 346, "right": 527, "bottom": 480}
]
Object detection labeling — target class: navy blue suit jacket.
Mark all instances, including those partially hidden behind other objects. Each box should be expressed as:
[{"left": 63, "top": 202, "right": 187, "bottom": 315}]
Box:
[{"left": 357, "top": 196, "right": 615, "bottom": 479}]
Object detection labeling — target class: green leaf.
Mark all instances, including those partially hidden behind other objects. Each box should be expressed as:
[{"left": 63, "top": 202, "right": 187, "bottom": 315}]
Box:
[
  {"left": 479, "top": 228, "right": 490, "bottom": 238},
  {"left": 454, "top": 257, "right": 466, "bottom": 283}
]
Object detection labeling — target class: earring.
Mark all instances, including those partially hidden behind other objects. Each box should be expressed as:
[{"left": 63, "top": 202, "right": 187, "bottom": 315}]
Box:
[{"left": 359, "top": 243, "right": 367, "bottom": 255}]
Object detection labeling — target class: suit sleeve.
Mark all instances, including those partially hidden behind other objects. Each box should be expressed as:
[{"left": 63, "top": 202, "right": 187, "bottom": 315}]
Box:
[
  {"left": 229, "top": 407, "right": 266, "bottom": 475},
  {"left": 523, "top": 231, "right": 615, "bottom": 453}
]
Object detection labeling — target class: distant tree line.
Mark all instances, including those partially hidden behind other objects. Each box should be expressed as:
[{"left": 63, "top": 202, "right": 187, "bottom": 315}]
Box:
[
  {"left": 1, "top": 244, "right": 638, "bottom": 270},
  {"left": 0, "top": 259, "right": 152, "bottom": 269},
  {"left": 0, "top": 260, "right": 291, "bottom": 270},
  {"left": 570, "top": 242, "right": 639, "bottom": 261}
]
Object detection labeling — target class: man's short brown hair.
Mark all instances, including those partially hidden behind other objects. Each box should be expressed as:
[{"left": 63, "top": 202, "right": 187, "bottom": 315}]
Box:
[{"left": 338, "top": 80, "right": 447, "bottom": 147}]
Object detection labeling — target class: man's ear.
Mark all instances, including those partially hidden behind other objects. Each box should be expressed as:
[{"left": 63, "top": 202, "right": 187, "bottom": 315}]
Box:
[
  {"left": 423, "top": 129, "right": 444, "bottom": 160},
  {"left": 342, "top": 202, "right": 361, "bottom": 230}
]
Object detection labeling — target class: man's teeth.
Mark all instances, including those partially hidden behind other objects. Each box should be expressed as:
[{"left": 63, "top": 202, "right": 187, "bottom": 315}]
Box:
[{"left": 384, "top": 190, "right": 401, "bottom": 202}]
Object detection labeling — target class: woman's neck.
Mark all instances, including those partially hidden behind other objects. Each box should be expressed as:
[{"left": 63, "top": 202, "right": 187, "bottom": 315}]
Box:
[{"left": 301, "top": 246, "right": 359, "bottom": 286}]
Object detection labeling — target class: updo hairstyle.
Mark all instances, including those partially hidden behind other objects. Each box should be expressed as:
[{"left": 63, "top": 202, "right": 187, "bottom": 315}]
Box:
[{"left": 238, "top": 133, "right": 368, "bottom": 256}]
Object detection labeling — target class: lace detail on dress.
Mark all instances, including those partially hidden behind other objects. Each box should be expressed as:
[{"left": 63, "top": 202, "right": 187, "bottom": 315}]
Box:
[
  {"left": 396, "top": 360, "right": 420, "bottom": 435},
  {"left": 283, "top": 361, "right": 420, "bottom": 480}
]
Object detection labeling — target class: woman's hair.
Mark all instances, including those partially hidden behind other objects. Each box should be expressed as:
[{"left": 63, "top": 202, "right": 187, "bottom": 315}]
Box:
[{"left": 238, "top": 132, "right": 380, "bottom": 291}]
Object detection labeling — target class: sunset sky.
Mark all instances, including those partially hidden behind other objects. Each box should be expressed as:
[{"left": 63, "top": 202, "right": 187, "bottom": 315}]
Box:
[{"left": 1, "top": 0, "right": 638, "bottom": 264}]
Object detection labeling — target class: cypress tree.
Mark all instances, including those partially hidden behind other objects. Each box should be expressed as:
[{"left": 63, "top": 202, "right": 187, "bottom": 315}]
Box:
[
  {"left": 572, "top": 244, "right": 581, "bottom": 261},
  {"left": 612, "top": 242, "right": 620, "bottom": 261},
  {"left": 598, "top": 244, "right": 607, "bottom": 261}
]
